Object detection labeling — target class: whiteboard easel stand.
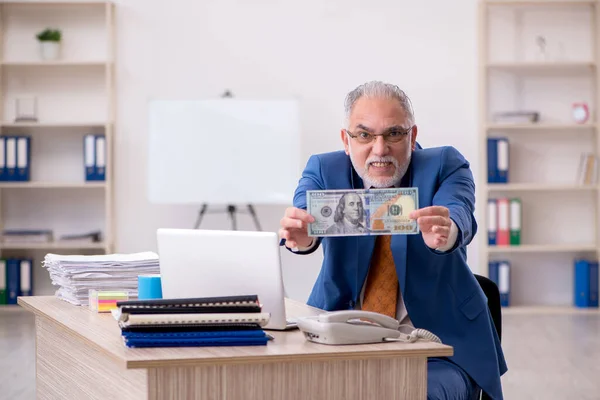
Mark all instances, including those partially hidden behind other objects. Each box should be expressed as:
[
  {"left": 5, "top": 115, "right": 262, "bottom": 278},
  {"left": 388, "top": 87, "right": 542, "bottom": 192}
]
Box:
[{"left": 193, "top": 203, "right": 262, "bottom": 231}]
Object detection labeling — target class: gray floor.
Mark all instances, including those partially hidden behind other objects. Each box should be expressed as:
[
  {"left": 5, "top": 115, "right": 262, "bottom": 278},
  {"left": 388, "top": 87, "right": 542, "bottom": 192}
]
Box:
[{"left": 1, "top": 308, "right": 599, "bottom": 400}]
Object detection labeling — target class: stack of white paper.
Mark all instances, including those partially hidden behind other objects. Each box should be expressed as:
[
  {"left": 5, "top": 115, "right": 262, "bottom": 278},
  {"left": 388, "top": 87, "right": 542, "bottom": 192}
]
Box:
[{"left": 42, "top": 252, "right": 160, "bottom": 306}]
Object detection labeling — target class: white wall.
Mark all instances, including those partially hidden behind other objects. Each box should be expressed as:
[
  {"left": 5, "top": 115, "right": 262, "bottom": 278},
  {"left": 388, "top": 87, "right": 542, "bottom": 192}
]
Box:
[{"left": 113, "top": 0, "right": 481, "bottom": 302}]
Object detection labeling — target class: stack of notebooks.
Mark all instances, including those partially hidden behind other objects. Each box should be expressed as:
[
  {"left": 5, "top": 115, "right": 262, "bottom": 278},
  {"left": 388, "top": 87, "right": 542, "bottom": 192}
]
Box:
[
  {"left": 114, "top": 294, "right": 272, "bottom": 348},
  {"left": 42, "top": 252, "right": 160, "bottom": 306}
]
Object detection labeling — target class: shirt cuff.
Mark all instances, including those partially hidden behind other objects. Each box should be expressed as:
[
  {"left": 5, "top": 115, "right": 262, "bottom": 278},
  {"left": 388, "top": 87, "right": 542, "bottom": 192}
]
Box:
[
  {"left": 290, "top": 237, "right": 317, "bottom": 252},
  {"left": 435, "top": 219, "right": 459, "bottom": 252}
]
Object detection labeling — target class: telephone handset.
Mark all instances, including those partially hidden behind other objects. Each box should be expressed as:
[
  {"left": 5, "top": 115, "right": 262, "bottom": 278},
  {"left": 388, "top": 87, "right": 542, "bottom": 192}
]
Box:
[{"left": 296, "top": 310, "right": 442, "bottom": 345}]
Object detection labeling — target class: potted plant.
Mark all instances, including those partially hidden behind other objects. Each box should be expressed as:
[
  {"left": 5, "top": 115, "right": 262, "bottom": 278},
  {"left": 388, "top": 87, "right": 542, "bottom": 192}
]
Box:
[{"left": 36, "top": 28, "right": 62, "bottom": 60}]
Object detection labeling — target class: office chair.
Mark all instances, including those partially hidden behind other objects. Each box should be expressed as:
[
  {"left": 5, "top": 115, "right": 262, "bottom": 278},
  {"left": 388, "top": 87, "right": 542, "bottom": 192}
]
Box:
[{"left": 474, "top": 274, "right": 502, "bottom": 400}]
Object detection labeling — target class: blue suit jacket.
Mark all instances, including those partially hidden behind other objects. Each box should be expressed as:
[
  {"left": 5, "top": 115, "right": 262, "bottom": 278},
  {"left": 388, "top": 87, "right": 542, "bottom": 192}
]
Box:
[{"left": 285, "top": 145, "right": 508, "bottom": 400}]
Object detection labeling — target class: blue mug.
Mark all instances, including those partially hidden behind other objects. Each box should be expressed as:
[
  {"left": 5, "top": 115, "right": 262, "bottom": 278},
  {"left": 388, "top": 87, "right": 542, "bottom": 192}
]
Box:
[{"left": 138, "top": 274, "right": 163, "bottom": 300}]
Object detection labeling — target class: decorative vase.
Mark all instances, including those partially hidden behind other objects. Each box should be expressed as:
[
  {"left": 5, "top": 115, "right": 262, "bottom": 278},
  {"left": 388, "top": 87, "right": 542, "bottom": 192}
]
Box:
[{"left": 39, "top": 41, "right": 61, "bottom": 60}]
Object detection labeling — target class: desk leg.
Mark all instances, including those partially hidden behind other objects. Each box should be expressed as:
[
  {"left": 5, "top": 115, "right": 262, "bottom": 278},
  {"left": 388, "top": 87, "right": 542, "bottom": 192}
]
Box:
[
  {"left": 147, "top": 356, "right": 427, "bottom": 400},
  {"left": 35, "top": 317, "right": 147, "bottom": 400}
]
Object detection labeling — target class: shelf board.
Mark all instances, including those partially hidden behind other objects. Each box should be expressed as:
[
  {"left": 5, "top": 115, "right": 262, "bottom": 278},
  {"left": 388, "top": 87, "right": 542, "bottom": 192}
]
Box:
[
  {"left": 0, "top": 182, "right": 106, "bottom": 189},
  {"left": 488, "top": 244, "right": 597, "bottom": 253},
  {"left": 486, "top": 123, "right": 596, "bottom": 131},
  {"left": 486, "top": 61, "right": 595, "bottom": 71},
  {"left": 487, "top": 183, "right": 597, "bottom": 191},
  {"left": 1, "top": 122, "right": 108, "bottom": 128},
  {"left": 485, "top": 1, "right": 598, "bottom": 6},
  {"left": 1, "top": 60, "right": 110, "bottom": 67},
  {"left": 502, "top": 306, "right": 600, "bottom": 315},
  {"left": 0, "top": 1, "right": 110, "bottom": 5},
  {"left": 0, "top": 241, "right": 107, "bottom": 250}
]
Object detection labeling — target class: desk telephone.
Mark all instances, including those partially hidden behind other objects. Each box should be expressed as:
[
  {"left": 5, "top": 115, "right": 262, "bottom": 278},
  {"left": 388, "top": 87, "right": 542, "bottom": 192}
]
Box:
[{"left": 297, "top": 310, "right": 441, "bottom": 345}]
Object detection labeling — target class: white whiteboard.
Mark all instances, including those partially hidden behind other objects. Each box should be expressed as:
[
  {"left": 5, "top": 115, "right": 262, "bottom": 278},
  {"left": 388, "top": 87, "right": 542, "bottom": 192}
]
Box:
[{"left": 147, "top": 99, "right": 301, "bottom": 205}]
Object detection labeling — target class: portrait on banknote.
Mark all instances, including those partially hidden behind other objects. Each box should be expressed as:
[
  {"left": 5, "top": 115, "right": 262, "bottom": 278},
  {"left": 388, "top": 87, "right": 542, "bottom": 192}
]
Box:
[{"left": 325, "top": 192, "right": 368, "bottom": 234}]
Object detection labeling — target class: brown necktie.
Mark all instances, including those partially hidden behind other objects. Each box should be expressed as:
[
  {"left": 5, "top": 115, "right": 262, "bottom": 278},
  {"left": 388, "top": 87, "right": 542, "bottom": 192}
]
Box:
[{"left": 361, "top": 235, "right": 399, "bottom": 319}]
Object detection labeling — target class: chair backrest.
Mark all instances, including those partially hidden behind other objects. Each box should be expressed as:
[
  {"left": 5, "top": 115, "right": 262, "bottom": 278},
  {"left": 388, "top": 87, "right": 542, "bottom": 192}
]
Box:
[
  {"left": 474, "top": 274, "right": 502, "bottom": 341},
  {"left": 474, "top": 274, "right": 502, "bottom": 400}
]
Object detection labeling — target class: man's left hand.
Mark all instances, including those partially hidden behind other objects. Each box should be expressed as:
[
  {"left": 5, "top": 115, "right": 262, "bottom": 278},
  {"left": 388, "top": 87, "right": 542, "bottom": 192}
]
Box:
[{"left": 409, "top": 206, "right": 452, "bottom": 249}]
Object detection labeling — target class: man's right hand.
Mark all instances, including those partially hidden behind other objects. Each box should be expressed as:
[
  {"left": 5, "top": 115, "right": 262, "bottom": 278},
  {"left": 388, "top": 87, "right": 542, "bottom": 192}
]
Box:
[{"left": 279, "top": 207, "right": 315, "bottom": 249}]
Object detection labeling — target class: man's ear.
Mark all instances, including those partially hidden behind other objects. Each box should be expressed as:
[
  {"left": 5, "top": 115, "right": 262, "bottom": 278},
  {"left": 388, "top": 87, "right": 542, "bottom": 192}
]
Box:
[
  {"left": 410, "top": 125, "right": 418, "bottom": 151},
  {"left": 341, "top": 129, "right": 350, "bottom": 155}
]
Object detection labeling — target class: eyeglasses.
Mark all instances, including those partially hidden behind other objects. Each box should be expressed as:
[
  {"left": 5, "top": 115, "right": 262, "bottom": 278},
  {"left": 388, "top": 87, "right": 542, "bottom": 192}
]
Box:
[{"left": 345, "top": 126, "right": 413, "bottom": 144}]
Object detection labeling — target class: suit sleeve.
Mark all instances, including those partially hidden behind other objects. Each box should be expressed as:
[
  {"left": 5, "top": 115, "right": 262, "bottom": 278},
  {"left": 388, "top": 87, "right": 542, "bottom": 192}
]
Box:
[
  {"left": 430, "top": 146, "right": 478, "bottom": 254},
  {"left": 281, "top": 155, "right": 325, "bottom": 255}
]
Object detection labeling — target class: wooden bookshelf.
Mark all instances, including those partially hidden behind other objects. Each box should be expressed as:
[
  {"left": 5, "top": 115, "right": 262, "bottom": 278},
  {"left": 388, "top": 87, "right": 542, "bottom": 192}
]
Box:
[
  {"left": 478, "top": 0, "right": 600, "bottom": 312},
  {"left": 0, "top": 1, "right": 115, "bottom": 304}
]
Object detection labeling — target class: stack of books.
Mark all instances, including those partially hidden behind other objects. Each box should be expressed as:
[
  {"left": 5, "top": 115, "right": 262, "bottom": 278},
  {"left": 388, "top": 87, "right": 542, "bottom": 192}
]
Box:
[
  {"left": 114, "top": 294, "right": 271, "bottom": 348},
  {"left": 42, "top": 252, "right": 160, "bottom": 306}
]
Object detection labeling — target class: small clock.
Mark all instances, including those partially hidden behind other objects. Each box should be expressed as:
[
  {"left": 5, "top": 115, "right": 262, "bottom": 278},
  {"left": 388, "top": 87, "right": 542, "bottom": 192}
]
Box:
[{"left": 573, "top": 103, "right": 589, "bottom": 124}]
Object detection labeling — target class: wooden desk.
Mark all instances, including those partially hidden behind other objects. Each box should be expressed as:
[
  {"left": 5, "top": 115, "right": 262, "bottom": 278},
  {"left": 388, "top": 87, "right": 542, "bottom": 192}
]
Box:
[{"left": 19, "top": 296, "right": 453, "bottom": 400}]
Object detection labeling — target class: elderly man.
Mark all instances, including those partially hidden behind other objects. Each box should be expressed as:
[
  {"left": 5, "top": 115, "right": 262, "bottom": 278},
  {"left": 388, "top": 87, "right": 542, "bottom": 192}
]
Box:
[{"left": 279, "top": 81, "right": 507, "bottom": 400}]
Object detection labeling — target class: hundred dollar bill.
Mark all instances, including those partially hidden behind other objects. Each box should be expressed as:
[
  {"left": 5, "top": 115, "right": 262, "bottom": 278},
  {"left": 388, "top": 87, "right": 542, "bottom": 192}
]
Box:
[{"left": 306, "top": 188, "right": 419, "bottom": 237}]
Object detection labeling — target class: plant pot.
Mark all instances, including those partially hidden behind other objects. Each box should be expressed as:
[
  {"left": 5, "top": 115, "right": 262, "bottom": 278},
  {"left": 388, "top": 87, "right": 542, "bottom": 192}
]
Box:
[{"left": 39, "top": 41, "right": 61, "bottom": 60}]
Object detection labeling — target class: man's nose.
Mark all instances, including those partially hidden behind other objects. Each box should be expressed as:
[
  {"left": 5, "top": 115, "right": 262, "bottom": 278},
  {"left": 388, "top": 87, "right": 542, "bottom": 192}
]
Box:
[{"left": 371, "top": 135, "right": 389, "bottom": 156}]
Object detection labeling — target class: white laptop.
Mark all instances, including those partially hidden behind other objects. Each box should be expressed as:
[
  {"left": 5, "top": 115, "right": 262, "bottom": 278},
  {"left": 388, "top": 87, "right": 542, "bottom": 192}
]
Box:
[{"left": 156, "top": 228, "right": 298, "bottom": 330}]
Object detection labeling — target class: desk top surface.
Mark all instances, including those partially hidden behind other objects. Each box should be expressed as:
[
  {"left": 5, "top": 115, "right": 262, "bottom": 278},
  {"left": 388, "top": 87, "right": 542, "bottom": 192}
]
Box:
[{"left": 18, "top": 296, "right": 453, "bottom": 369}]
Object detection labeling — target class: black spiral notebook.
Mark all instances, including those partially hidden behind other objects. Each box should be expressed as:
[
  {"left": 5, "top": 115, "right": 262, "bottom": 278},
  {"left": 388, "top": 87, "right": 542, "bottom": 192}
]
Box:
[{"left": 116, "top": 294, "right": 261, "bottom": 315}]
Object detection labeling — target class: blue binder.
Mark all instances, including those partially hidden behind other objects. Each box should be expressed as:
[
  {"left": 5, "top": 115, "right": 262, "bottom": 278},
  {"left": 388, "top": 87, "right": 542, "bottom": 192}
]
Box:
[
  {"left": 19, "top": 258, "right": 33, "bottom": 297},
  {"left": 489, "top": 260, "right": 510, "bottom": 307},
  {"left": 496, "top": 138, "right": 509, "bottom": 183},
  {"left": 0, "top": 259, "right": 6, "bottom": 304},
  {"left": 5, "top": 136, "right": 16, "bottom": 182},
  {"left": 487, "top": 199, "right": 497, "bottom": 245},
  {"left": 489, "top": 261, "right": 498, "bottom": 290},
  {"left": 84, "top": 134, "right": 95, "bottom": 181},
  {"left": 574, "top": 259, "right": 590, "bottom": 308},
  {"left": 487, "top": 138, "right": 509, "bottom": 183},
  {"left": 487, "top": 138, "right": 498, "bottom": 183},
  {"left": 95, "top": 135, "right": 106, "bottom": 181},
  {"left": 6, "top": 259, "right": 20, "bottom": 305},
  {"left": 16, "top": 136, "right": 31, "bottom": 182},
  {"left": 498, "top": 260, "right": 510, "bottom": 306},
  {"left": 0, "top": 136, "right": 6, "bottom": 181},
  {"left": 588, "top": 261, "right": 598, "bottom": 308}
]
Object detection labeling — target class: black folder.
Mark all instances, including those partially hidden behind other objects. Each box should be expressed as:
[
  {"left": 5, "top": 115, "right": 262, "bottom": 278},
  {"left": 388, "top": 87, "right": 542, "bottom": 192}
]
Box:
[{"left": 116, "top": 294, "right": 261, "bottom": 314}]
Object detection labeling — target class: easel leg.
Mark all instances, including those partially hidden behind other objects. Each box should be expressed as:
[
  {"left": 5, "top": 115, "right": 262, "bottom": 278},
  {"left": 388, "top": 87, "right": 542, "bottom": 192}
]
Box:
[
  {"left": 194, "top": 204, "right": 208, "bottom": 229},
  {"left": 247, "top": 204, "right": 262, "bottom": 231},
  {"left": 227, "top": 205, "right": 237, "bottom": 230}
]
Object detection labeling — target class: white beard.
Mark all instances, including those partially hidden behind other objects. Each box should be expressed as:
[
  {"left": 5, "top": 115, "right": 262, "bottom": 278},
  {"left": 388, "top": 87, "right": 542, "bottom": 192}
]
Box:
[{"left": 348, "top": 142, "right": 410, "bottom": 188}]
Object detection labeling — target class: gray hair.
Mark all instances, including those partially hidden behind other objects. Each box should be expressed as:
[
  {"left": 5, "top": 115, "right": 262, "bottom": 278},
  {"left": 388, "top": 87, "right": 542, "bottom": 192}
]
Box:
[{"left": 344, "top": 81, "right": 415, "bottom": 128}]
